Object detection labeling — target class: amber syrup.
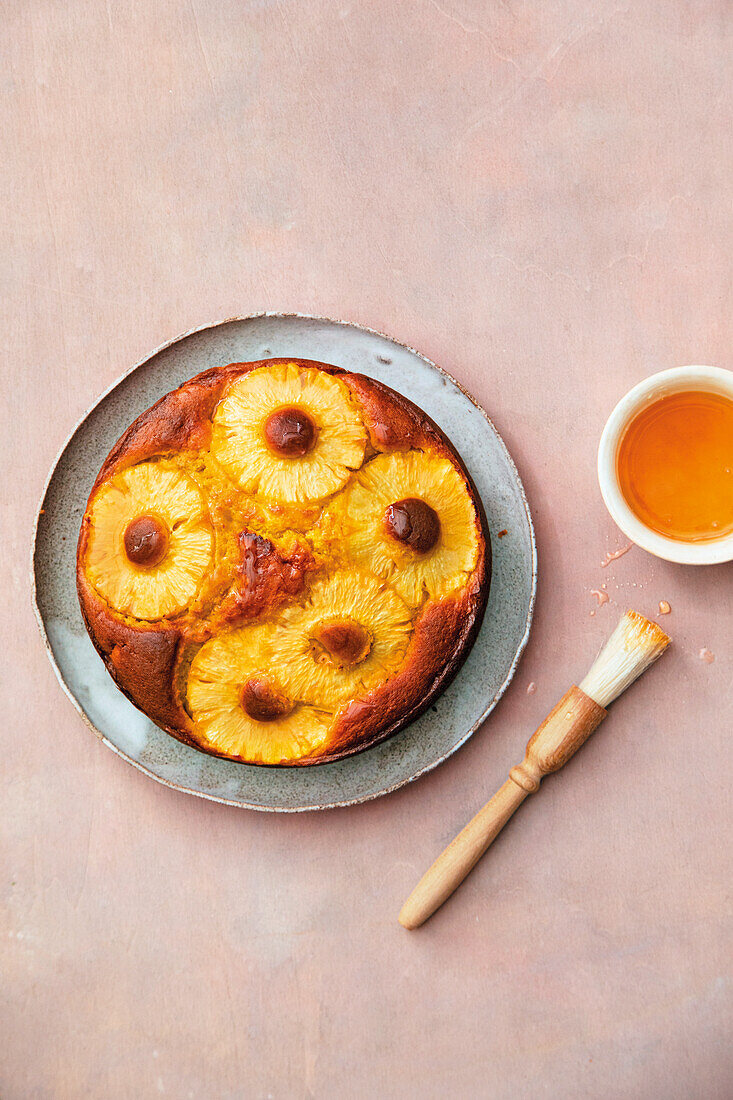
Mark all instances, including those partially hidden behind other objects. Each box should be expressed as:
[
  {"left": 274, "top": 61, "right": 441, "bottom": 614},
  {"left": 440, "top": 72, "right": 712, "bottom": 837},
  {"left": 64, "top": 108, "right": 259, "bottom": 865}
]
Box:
[{"left": 616, "top": 390, "right": 733, "bottom": 542}]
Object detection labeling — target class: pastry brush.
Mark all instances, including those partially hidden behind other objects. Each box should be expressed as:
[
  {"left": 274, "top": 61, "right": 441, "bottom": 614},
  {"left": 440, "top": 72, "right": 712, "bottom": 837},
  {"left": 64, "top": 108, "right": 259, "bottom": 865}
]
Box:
[{"left": 399, "top": 609, "right": 670, "bottom": 929}]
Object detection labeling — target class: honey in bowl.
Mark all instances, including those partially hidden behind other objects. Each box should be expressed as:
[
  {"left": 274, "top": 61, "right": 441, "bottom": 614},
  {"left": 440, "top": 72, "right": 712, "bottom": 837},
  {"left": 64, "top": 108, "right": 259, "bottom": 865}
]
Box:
[{"left": 616, "top": 390, "right": 733, "bottom": 542}]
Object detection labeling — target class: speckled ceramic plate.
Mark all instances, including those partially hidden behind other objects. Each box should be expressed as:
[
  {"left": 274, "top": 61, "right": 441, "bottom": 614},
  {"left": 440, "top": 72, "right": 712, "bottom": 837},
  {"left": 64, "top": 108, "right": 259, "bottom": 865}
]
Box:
[{"left": 32, "top": 314, "right": 536, "bottom": 811}]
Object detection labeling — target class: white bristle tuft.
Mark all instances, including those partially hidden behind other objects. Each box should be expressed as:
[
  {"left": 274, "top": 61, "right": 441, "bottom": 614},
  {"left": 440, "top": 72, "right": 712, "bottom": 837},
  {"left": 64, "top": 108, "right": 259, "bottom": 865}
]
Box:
[{"left": 579, "top": 610, "right": 670, "bottom": 708}]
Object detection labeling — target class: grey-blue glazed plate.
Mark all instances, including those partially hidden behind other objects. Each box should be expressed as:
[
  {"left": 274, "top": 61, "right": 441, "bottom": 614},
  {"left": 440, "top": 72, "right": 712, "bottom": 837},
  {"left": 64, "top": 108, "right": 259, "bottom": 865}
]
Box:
[{"left": 32, "top": 314, "right": 536, "bottom": 811}]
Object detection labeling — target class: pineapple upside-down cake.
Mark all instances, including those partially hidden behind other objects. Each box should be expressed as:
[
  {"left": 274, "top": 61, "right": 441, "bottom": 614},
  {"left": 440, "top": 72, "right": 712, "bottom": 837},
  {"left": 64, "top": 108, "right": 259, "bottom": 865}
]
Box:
[{"left": 77, "top": 360, "right": 490, "bottom": 765}]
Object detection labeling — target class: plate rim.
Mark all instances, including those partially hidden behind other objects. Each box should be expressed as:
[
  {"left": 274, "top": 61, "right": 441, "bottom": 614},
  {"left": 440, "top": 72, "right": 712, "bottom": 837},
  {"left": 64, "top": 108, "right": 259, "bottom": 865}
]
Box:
[{"left": 31, "top": 311, "right": 537, "bottom": 812}]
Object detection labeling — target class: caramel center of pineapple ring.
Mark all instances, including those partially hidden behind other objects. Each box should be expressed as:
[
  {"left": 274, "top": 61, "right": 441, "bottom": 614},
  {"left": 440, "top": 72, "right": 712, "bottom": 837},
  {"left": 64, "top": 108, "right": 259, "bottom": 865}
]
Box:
[
  {"left": 123, "top": 514, "right": 170, "bottom": 567},
  {"left": 263, "top": 406, "right": 316, "bottom": 458},
  {"left": 311, "top": 619, "right": 372, "bottom": 668},
  {"left": 240, "top": 676, "right": 293, "bottom": 722},
  {"left": 384, "top": 497, "right": 440, "bottom": 553}
]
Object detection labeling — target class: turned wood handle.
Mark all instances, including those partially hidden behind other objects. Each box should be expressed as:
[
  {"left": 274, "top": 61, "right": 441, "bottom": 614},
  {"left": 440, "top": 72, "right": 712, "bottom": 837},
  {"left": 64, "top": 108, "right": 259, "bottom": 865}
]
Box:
[{"left": 398, "top": 687, "right": 606, "bottom": 929}]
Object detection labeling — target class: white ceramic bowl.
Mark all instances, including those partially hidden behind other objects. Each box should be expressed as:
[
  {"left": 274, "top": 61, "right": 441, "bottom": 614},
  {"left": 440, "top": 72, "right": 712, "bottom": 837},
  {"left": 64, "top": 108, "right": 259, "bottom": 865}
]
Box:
[{"left": 598, "top": 365, "right": 733, "bottom": 565}]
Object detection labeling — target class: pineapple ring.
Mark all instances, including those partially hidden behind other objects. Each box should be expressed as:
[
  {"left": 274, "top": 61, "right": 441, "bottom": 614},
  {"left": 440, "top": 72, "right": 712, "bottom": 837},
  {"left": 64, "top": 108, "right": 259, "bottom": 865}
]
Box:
[
  {"left": 269, "top": 571, "right": 413, "bottom": 709},
  {"left": 211, "top": 363, "right": 367, "bottom": 503},
  {"left": 86, "top": 462, "right": 214, "bottom": 620},
  {"left": 188, "top": 626, "right": 332, "bottom": 763},
  {"left": 338, "top": 450, "right": 480, "bottom": 606}
]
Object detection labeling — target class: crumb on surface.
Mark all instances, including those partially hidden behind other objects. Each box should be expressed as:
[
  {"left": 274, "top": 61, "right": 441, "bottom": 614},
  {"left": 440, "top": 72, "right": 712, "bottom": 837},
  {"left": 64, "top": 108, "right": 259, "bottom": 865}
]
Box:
[
  {"left": 526, "top": 681, "right": 536, "bottom": 695},
  {"left": 699, "top": 647, "right": 715, "bottom": 664},
  {"left": 658, "top": 600, "right": 671, "bottom": 615},
  {"left": 497, "top": 529, "right": 508, "bottom": 538}
]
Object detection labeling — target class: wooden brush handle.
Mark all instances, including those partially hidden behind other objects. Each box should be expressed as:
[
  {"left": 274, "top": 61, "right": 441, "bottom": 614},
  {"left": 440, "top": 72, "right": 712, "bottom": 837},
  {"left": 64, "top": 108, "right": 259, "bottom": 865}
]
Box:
[{"left": 398, "top": 687, "right": 606, "bottom": 930}]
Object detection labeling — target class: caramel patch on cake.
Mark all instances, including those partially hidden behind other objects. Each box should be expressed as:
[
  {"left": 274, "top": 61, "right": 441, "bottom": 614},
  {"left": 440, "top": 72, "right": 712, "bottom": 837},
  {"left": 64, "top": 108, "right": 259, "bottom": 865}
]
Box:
[{"left": 217, "top": 530, "right": 317, "bottom": 626}]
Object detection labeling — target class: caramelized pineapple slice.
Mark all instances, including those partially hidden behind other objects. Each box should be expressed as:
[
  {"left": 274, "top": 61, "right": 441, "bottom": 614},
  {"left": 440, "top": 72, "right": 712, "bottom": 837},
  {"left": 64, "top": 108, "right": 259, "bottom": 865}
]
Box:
[
  {"left": 338, "top": 450, "right": 480, "bottom": 606},
  {"left": 86, "top": 462, "right": 213, "bottom": 620},
  {"left": 187, "top": 625, "right": 332, "bottom": 763},
  {"left": 269, "top": 571, "right": 413, "bottom": 709},
  {"left": 211, "top": 363, "right": 367, "bottom": 503}
]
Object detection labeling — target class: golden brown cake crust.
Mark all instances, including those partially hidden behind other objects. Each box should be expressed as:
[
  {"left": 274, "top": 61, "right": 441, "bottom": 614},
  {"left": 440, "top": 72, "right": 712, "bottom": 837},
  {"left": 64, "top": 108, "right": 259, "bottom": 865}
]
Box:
[
  {"left": 77, "top": 558, "right": 191, "bottom": 738},
  {"left": 77, "top": 358, "right": 490, "bottom": 765}
]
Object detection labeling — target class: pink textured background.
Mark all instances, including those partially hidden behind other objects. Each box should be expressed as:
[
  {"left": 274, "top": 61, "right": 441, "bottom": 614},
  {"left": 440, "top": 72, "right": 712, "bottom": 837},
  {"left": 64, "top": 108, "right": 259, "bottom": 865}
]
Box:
[{"left": 2, "top": 3, "right": 732, "bottom": 1097}]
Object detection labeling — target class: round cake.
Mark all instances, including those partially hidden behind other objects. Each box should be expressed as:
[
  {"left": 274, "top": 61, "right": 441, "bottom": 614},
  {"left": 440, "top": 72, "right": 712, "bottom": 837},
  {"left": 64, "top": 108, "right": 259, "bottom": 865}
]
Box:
[{"left": 77, "top": 359, "right": 490, "bottom": 765}]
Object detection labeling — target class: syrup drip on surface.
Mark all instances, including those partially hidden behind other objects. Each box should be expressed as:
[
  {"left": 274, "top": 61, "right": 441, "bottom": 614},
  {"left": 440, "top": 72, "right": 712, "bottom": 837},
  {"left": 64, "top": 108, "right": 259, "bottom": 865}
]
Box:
[
  {"left": 601, "top": 544, "right": 632, "bottom": 568},
  {"left": 617, "top": 390, "right": 733, "bottom": 542}
]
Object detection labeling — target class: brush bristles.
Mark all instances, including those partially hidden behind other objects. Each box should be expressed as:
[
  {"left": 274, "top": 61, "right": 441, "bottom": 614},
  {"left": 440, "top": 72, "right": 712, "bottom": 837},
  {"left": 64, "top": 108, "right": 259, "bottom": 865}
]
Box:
[{"left": 579, "top": 610, "right": 670, "bottom": 708}]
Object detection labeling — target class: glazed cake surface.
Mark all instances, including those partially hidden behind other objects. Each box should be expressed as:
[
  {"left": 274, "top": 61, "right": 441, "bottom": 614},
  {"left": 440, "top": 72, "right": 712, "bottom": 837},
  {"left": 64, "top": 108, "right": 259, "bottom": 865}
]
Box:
[{"left": 77, "top": 359, "right": 490, "bottom": 765}]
